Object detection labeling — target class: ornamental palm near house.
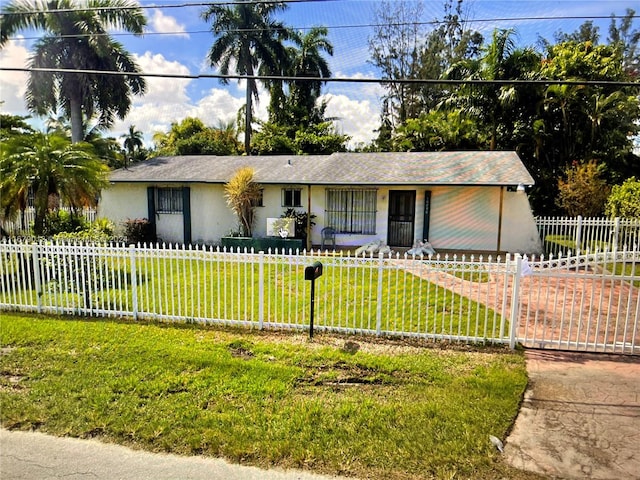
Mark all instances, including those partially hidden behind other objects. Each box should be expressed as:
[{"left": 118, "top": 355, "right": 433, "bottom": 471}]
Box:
[{"left": 98, "top": 151, "right": 542, "bottom": 254}]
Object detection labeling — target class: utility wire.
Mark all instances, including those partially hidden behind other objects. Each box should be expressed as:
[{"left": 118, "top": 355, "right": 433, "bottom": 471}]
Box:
[
  {"left": 5, "top": 14, "right": 637, "bottom": 42},
  {"left": 2, "top": 66, "right": 638, "bottom": 87},
  {"left": 0, "top": 0, "right": 333, "bottom": 15},
  {"left": 1, "top": 0, "right": 636, "bottom": 19}
]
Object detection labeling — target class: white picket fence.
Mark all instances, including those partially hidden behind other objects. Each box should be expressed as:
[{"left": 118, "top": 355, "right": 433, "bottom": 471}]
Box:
[
  {"left": 1, "top": 241, "right": 638, "bottom": 354},
  {"left": 535, "top": 216, "right": 640, "bottom": 255}
]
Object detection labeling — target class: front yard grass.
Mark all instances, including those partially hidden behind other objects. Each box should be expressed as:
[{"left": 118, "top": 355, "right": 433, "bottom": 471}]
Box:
[
  {"left": 1, "top": 252, "right": 504, "bottom": 340},
  {"left": 0, "top": 312, "right": 530, "bottom": 480}
]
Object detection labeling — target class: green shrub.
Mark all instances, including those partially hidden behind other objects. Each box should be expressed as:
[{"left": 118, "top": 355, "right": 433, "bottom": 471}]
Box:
[
  {"left": 123, "top": 218, "right": 155, "bottom": 244},
  {"left": 41, "top": 210, "right": 87, "bottom": 236},
  {"left": 92, "top": 217, "right": 115, "bottom": 236},
  {"left": 281, "top": 208, "right": 316, "bottom": 240},
  {"left": 605, "top": 177, "right": 640, "bottom": 218},
  {"left": 52, "top": 229, "right": 112, "bottom": 244},
  {"left": 556, "top": 160, "right": 610, "bottom": 216}
]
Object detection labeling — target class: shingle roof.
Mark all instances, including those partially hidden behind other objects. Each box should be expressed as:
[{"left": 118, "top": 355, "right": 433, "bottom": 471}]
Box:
[{"left": 109, "top": 151, "right": 535, "bottom": 186}]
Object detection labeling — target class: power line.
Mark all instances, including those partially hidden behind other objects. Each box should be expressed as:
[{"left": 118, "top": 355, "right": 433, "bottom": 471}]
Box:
[
  {"left": 0, "top": 0, "right": 333, "bottom": 16},
  {"left": 3, "top": 66, "right": 638, "bottom": 87},
  {"left": 5, "top": 13, "right": 637, "bottom": 42}
]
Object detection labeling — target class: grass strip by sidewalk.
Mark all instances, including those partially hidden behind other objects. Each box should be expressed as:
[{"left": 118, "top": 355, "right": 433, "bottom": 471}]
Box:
[{"left": 0, "top": 313, "right": 529, "bottom": 480}]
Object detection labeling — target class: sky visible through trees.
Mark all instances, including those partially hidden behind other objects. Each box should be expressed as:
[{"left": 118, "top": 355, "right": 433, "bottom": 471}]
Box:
[{"left": 1, "top": 0, "right": 636, "bottom": 147}]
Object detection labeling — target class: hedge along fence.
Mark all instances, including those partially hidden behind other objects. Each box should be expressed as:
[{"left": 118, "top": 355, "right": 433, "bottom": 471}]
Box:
[{"left": 0, "top": 241, "right": 517, "bottom": 346}]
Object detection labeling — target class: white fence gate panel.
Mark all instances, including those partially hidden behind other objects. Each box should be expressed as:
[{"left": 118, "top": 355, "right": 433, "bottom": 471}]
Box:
[{"left": 517, "top": 252, "right": 639, "bottom": 354}]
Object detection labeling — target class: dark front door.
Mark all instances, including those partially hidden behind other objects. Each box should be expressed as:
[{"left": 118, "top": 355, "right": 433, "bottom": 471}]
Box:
[{"left": 388, "top": 190, "right": 416, "bottom": 247}]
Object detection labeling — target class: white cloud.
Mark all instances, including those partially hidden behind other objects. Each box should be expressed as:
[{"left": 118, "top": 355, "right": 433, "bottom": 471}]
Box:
[
  {"left": 133, "top": 51, "right": 191, "bottom": 105},
  {"left": 0, "top": 38, "right": 30, "bottom": 115},
  {"left": 148, "top": 9, "right": 189, "bottom": 38},
  {"left": 322, "top": 93, "right": 380, "bottom": 148},
  {"left": 328, "top": 70, "right": 384, "bottom": 102},
  {"left": 111, "top": 52, "right": 193, "bottom": 143},
  {"left": 188, "top": 88, "right": 244, "bottom": 127}
]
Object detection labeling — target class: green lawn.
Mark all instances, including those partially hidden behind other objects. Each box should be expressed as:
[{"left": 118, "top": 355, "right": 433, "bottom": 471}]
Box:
[
  {"left": 0, "top": 312, "right": 532, "bottom": 480},
  {"left": 604, "top": 259, "right": 640, "bottom": 287},
  {"left": 543, "top": 234, "right": 610, "bottom": 254},
  {"left": 1, "top": 251, "right": 504, "bottom": 341}
]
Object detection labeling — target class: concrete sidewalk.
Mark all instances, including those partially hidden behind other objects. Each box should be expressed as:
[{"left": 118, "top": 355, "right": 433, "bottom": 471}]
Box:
[
  {"left": 505, "top": 350, "right": 640, "bottom": 480},
  {"left": 0, "top": 429, "right": 348, "bottom": 480}
]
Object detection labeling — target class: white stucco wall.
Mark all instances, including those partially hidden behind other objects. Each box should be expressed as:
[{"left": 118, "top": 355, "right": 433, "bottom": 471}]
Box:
[
  {"left": 189, "top": 184, "right": 234, "bottom": 243},
  {"left": 427, "top": 186, "right": 500, "bottom": 250},
  {"left": 500, "top": 191, "right": 543, "bottom": 254},
  {"left": 189, "top": 184, "right": 311, "bottom": 243},
  {"left": 99, "top": 182, "right": 541, "bottom": 252},
  {"left": 98, "top": 183, "right": 148, "bottom": 235}
]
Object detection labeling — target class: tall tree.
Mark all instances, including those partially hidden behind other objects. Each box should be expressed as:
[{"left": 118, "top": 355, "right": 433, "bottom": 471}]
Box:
[
  {"left": 368, "top": 0, "right": 425, "bottom": 126},
  {"left": 391, "top": 110, "right": 485, "bottom": 151},
  {"left": 445, "top": 29, "right": 540, "bottom": 150},
  {"left": 0, "top": 132, "right": 109, "bottom": 235},
  {"left": 286, "top": 26, "right": 333, "bottom": 125},
  {"left": 202, "top": 0, "right": 289, "bottom": 154},
  {"left": 608, "top": 9, "right": 640, "bottom": 78},
  {"left": 0, "top": 0, "right": 147, "bottom": 143},
  {"left": 121, "top": 125, "right": 144, "bottom": 168},
  {"left": 256, "top": 25, "right": 342, "bottom": 154},
  {"left": 419, "top": 0, "right": 483, "bottom": 110},
  {"left": 538, "top": 41, "right": 638, "bottom": 179},
  {"left": 153, "top": 117, "right": 241, "bottom": 156},
  {"left": 0, "top": 112, "right": 34, "bottom": 140}
]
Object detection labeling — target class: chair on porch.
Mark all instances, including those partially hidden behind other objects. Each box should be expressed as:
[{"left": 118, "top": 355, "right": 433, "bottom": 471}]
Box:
[{"left": 320, "top": 227, "right": 336, "bottom": 250}]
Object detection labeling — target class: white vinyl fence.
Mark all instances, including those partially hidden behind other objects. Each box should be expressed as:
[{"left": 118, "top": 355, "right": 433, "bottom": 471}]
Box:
[
  {"left": 1, "top": 241, "right": 638, "bottom": 354},
  {"left": 535, "top": 216, "right": 640, "bottom": 255}
]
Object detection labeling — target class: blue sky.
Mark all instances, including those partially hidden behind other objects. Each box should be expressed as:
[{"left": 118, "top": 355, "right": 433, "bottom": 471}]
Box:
[{"left": 0, "top": 0, "right": 636, "bottom": 148}]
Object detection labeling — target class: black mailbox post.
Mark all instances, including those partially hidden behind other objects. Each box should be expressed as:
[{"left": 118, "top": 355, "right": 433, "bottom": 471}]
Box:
[{"left": 304, "top": 261, "right": 323, "bottom": 338}]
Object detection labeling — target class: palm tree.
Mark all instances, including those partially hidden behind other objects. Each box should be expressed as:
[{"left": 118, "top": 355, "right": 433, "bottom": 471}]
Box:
[
  {"left": 444, "top": 29, "right": 539, "bottom": 150},
  {"left": 121, "top": 125, "right": 144, "bottom": 168},
  {"left": 0, "top": 132, "right": 109, "bottom": 235},
  {"left": 0, "top": 0, "right": 147, "bottom": 143},
  {"left": 202, "top": 1, "right": 290, "bottom": 154},
  {"left": 287, "top": 26, "right": 333, "bottom": 126}
]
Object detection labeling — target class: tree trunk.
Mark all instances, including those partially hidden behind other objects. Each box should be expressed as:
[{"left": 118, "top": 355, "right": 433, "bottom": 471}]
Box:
[
  {"left": 245, "top": 77, "right": 253, "bottom": 155},
  {"left": 69, "top": 96, "right": 84, "bottom": 143},
  {"left": 33, "top": 187, "right": 48, "bottom": 236}
]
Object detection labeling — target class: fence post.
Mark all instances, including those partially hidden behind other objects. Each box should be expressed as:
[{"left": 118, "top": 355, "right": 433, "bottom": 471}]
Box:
[
  {"left": 31, "top": 243, "right": 42, "bottom": 313},
  {"left": 376, "top": 253, "right": 384, "bottom": 335},
  {"left": 509, "top": 254, "right": 523, "bottom": 349},
  {"left": 129, "top": 244, "right": 138, "bottom": 320},
  {"left": 258, "top": 251, "right": 265, "bottom": 330},
  {"left": 613, "top": 217, "right": 620, "bottom": 252},
  {"left": 574, "top": 215, "right": 583, "bottom": 255}
]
